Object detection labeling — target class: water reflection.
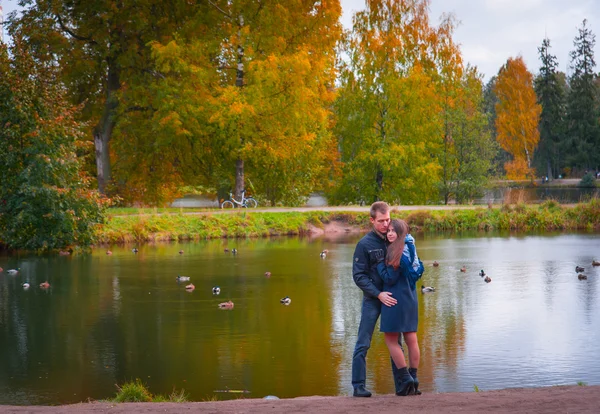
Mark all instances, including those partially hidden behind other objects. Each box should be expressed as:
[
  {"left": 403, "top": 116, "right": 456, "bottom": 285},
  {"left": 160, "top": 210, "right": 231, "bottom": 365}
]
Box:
[
  {"left": 476, "top": 187, "right": 599, "bottom": 204},
  {"left": 0, "top": 232, "right": 599, "bottom": 404}
]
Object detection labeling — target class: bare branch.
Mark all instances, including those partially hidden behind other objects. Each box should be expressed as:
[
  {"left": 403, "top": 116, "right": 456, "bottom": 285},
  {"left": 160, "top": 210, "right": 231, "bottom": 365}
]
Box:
[
  {"left": 55, "top": 13, "right": 97, "bottom": 45},
  {"left": 207, "top": 0, "right": 231, "bottom": 19}
]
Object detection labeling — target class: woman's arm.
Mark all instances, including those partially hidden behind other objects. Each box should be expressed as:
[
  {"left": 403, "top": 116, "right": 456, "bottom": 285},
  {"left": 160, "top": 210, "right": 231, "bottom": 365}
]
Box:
[{"left": 377, "top": 262, "right": 401, "bottom": 286}]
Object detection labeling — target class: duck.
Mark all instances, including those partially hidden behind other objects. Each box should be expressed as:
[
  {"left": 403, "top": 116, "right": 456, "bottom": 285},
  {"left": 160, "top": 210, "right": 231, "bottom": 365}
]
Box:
[
  {"left": 231, "top": 248, "right": 238, "bottom": 255},
  {"left": 0, "top": 267, "right": 3, "bottom": 272},
  {"left": 460, "top": 266, "right": 467, "bottom": 273},
  {"left": 179, "top": 250, "right": 184, "bottom": 255},
  {"left": 421, "top": 285, "right": 436, "bottom": 293},
  {"left": 264, "top": 271, "right": 271, "bottom": 278},
  {"left": 185, "top": 283, "right": 195, "bottom": 291},
  {"left": 578, "top": 274, "right": 587, "bottom": 280},
  {"left": 432, "top": 261, "right": 439, "bottom": 267},
  {"left": 280, "top": 296, "right": 292, "bottom": 305},
  {"left": 212, "top": 286, "right": 221, "bottom": 295},
  {"left": 7, "top": 268, "right": 19, "bottom": 275},
  {"left": 176, "top": 276, "right": 191, "bottom": 282},
  {"left": 479, "top": 269, "right": 486, "bottom": 277},
  {"left": 224, "top": 248, "right": 229, "bottom": 253},
  {"left": 484, "top": 276, "right": 492, "bottom": 283},
  {"left": 39, "top": 281, "right": 50, "bottom": 289},
  {"left": 320, "top": 251, "right": 327, "bottom": 259},
  {"left": 22, "top": 282, "right": 30, "bottom": 289},
  {"left": 218, "top": 300, "right": 234, "bottom": 309},
  {"left": 592, "top": 260, "right": 600, "bottom": 267},
  {"left": 106, "top": 250, "right": 113, "bottom": 255},
  {"left": 575, "top": 266, "right": 585, "bottom": 273},
  {"left": 132, "top": 248, "right": 139, "bottom": 254},
  {"left": 59, "top": 250, "right": 71, "bottom": 256}
]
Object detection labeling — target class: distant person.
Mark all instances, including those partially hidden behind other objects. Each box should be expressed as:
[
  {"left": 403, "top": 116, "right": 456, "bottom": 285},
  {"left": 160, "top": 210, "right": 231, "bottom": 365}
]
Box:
[
  {"left": 374, "top": 219, "right": 424, "bottom": 396},
  {"left": 351, "top": 201, "right": 402, "bottom": 397}
]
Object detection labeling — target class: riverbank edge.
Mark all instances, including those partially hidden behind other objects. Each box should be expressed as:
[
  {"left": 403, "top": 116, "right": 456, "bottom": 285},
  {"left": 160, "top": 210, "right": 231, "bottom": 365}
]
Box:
[
  {"left": 2, "top": 385, "right": 598, "bottom": 413},
  {"left": 94, "top": 200, "right": 600, "bottom": 244}
]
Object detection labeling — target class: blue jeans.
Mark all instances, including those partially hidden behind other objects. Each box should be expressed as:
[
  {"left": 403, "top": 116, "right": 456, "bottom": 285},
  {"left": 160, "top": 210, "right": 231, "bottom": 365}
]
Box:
[{"left": 352, "top": 296, "right": 401, "bottom": 391}]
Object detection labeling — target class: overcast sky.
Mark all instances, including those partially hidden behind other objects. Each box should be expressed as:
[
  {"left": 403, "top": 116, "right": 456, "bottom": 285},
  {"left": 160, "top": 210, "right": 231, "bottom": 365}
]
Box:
[
  {"left": 341, "top": 0, "right": 600, "bottom": 81},
  {"left": 3, "top": 0, "right": 600, "bottom": 81}
]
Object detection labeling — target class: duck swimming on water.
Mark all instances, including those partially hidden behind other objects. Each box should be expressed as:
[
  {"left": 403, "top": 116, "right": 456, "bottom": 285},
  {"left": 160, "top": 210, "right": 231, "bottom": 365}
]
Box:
[{"left": 218, "top": 301, "right": 234, "bottom": 309}]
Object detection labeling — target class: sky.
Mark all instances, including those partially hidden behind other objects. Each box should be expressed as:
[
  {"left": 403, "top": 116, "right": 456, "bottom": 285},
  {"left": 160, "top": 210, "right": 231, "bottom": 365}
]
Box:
[
  {"left": 341, "top": 0, "right": 600, "bottom": 81},
  {"left": 2, "top": 0, "right": 600, "bottom": 81}
]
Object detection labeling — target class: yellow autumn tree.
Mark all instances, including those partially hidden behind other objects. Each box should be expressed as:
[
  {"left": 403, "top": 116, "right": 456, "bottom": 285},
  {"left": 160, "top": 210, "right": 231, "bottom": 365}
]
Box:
[
  {"left": 333, "top": 0, "right": 459, "bottom": 204},
  {"left": 126, "top": 0, "right": 342, "bottom": 206},
  {"left": 494, "top": 56, "right": 541, "bottom": 180}
]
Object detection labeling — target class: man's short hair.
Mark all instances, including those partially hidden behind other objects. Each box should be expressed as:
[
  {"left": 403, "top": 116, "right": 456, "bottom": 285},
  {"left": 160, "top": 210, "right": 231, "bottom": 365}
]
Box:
[{"left": 370, "top": 201, "right": 389, "bottom": 219}]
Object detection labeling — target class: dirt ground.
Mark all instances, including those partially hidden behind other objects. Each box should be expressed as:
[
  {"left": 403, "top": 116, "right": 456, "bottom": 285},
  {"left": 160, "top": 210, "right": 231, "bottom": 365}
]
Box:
[{"left": 1, "top": 386, "right": 597, "bottom": 414}]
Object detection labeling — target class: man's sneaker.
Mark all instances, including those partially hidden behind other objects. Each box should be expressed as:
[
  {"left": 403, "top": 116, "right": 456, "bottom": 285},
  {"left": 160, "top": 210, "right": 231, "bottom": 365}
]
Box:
[{"left": 353, "top": 385, "right": 372, "bottom": 397}]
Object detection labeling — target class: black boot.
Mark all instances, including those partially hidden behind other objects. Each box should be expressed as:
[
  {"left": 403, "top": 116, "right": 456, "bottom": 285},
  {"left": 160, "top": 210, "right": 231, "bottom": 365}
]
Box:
[
  {"left": 353, "top": 384, "right": 372, "bottom": 397},
  {"left": 395, "top": 367, "right": 415, "bottom": 396},
  {"left": 409, "top": 367, "right": 421, "bottom": 395}
]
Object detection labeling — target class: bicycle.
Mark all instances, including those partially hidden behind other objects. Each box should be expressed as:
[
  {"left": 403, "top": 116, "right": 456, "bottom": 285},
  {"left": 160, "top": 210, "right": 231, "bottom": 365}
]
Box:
[{"left": 220, "top": 189, "right": 258, "bottom": 209}]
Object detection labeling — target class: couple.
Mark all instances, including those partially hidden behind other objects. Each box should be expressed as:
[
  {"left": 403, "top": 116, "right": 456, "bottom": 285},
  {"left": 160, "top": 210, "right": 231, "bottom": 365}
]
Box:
[{"left": 351, "top": 201, "right": 424, "bottom": 397}]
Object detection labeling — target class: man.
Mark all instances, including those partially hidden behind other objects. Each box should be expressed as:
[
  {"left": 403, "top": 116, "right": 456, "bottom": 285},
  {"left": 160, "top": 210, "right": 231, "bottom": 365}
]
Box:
[{"left": 351, "top": 201, "right": 400, "bottom": 397}]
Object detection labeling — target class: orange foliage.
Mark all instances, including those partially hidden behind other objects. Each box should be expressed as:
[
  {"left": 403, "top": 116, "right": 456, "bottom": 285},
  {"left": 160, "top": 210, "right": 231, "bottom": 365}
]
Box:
[{"left": 494, "top": 56, "right": 541, "bottom": 179}]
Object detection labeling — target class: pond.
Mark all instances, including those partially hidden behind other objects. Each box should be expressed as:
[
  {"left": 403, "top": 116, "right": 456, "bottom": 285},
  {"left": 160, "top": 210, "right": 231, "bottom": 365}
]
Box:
[
  {"left": 475, "top": 187, "right": 600, "bottom": 204},
  {"left": 1, "top": 232, "right": 599, "bottom": 404}
]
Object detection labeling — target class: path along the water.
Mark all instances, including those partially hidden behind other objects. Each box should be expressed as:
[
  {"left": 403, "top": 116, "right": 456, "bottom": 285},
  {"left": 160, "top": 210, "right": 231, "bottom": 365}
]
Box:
[{"left": 1, "top": 385, "right": 597, "bottom": 413}]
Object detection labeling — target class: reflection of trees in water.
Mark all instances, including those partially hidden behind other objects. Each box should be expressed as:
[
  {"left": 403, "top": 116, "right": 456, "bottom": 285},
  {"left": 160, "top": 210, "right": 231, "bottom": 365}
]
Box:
[
  {"left": 542, "top": 261, "right": 559, "bottom": 310},
  {"left": 330, "top": 246, "right": 365, "bottom": 394},
  {"left": 0, "top": 255, "right": 121, "bottom": 404},
  {"left": 578, "top": 257, "right": 598, "bottom": 324},
  {"left": 418, "top": 266, "right": 467, "bottom": 393}
]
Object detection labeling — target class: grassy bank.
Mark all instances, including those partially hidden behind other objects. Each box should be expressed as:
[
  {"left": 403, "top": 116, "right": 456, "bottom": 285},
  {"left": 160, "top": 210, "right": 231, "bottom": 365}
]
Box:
[{"left": 95, "top": 199, "right": 600, "bottom": 244}]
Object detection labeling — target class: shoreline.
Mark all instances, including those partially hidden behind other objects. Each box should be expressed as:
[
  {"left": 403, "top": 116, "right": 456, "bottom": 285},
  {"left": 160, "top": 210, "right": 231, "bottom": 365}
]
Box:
[{"left": 1, "top": 385, "right": 598, "bottom": 413}]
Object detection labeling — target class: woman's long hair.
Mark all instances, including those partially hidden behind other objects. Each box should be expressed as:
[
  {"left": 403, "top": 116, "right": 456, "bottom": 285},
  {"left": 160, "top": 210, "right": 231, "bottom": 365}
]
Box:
[{"left": 386, "top": 219, "right": 409, "bottom": 270}]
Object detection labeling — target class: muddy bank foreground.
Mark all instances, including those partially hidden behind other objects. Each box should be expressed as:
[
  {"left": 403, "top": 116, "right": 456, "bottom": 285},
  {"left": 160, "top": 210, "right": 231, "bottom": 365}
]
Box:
[{"left": 1, "top": 386, "right": 597, "bottom": 414}]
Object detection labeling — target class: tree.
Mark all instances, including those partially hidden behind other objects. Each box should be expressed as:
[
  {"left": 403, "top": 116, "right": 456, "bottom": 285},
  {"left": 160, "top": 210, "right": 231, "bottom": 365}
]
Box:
[
  {"left": 8, "top": 0, "right": 201, "bottom": 195},
  {"left": 534, "top": 37, "right": 566, "bottom": 180},
  {"left": 565, "top": 19, "right": 599, "bottom": 172},
  {"left": 332, "top": 0, "right": 460, "bottom": 204},
  {"left": 438, "top": 67, "right": 496, "bottom": 204},
  {"left": 494, "top": 56, "right": 541, "bottom": 180},
  {"left": 0, "top": 40, "right": 108, "bottom": 251},
  {"left": 138, "top": 0, "right": 342, "bottom": 206}
]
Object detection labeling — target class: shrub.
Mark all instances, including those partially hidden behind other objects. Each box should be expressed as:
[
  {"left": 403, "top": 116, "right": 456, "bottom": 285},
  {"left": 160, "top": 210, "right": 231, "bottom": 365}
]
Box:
[
  {"left": 579, "top": 173, "right": 596, "bottom": 188},
  {"left": 113, "top": 379, "right": 153, "bottom": 402},
  {"left": 0, "top": 40, "right": 110, "bottom": 251},
  {"left": 405, "top": 211, "right": 434, "bottom": 226}
]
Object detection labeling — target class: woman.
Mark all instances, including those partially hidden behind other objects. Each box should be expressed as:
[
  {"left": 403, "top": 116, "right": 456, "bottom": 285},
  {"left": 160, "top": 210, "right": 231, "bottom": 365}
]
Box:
[{"left": 376, "top": 219, "right": 423, "bottom": 396}]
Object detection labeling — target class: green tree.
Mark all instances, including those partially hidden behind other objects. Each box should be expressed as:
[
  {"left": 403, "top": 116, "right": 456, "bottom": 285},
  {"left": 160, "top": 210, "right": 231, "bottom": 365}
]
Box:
[
  {"left": 439, "top": 67, "right": 496, "bottom": 204},
  {"left": 534, "top": 37, "right": 566, "bottom": 179},
  {"left": 8, "top": 0, "right": 201, "bottom": 195},
  {"left": 482, "top": 75, "right": 509, "bottom": 177},
  {"left": 0, "top": 41, "right": 108, "bottom": 251},
  {"left": 565, "top": 19, "right": 599, "bottom": 172},
  {"left": 332, "top": 0, "right": 458, "bottom": 204}
]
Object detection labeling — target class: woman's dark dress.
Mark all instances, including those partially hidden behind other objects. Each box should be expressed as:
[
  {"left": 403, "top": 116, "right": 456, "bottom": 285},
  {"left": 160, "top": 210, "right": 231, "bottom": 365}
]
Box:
[{"left": 377, "top": 254, "right": 418, "bottom": 333}]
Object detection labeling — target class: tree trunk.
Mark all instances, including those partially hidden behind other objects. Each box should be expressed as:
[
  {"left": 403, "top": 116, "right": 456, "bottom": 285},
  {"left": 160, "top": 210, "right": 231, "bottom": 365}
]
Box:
[
  {"left": 374, "top": 166, "right": 383, "bottom": 202},
  {"left": 94, "top": 60, "right": 120, "bottom": 194},
  {"left": 235, "top": 158, "right": 244, "bottom": 201},
  {"left": 234, "top": 14, "right": 245, "bottom": 200}
]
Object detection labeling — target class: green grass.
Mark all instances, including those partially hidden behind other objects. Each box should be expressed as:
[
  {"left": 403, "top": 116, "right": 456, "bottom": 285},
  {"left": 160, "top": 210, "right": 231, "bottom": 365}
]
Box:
[
  {"left": 577, "top": 381, "right": 588, "bottom": 386},
  {"left": 95, "top": 199, "right": 600, "bottom": 244},
  {"left": 473, "top": 384, "right": 480, "bottom": 392},
  {"left": 111, "top": 379, "right": 189, "bottom": 403}
]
